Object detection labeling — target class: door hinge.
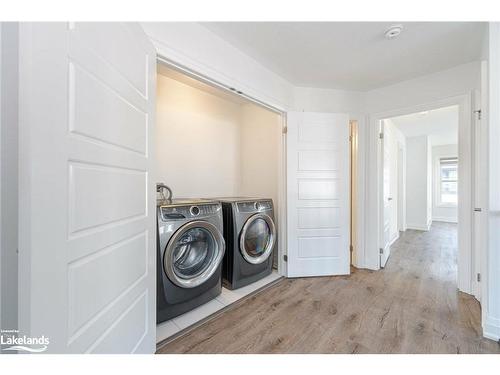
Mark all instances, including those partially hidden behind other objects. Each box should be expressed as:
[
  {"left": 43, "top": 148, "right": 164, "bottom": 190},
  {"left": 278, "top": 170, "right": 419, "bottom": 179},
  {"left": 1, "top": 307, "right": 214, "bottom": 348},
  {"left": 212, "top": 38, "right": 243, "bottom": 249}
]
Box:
[
  {"left": 477, "top": 273, "right": 481, "bottom": 282},
  {"left": 379, "top": 132, "right": 384, "bottom": 139},
  {"left": 379, "top": 248, "right": 384, "bottom": 254},
  {"left": 474, "top": 109, "right": 482, "bottom": 120},
  {"left": 349, "top": 135, "right": 353, "bottom": 142},
  {"left": 283, "top": 254, "right": 288, "bottom": 262},
  {"left": 282, "top": 126, "right": 288, "bottom": 134},
  {"left": 350, "top": 245, "right": 354, "bottom": 252}
]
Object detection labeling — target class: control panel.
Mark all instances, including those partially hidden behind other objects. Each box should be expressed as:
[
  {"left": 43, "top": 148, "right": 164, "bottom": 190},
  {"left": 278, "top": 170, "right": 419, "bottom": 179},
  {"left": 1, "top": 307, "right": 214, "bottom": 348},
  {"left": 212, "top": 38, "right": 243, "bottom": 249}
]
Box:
[
  {"left": 237, "top": 200, "right": 273, "bottom": 213},
  {"left": 160, "top": 203, "right": 221, "bottom": 221}
]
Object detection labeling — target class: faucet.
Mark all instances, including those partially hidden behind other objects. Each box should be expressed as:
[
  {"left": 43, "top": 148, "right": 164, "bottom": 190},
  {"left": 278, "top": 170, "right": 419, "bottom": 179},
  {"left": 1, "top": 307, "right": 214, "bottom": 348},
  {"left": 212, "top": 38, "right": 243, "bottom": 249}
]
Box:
[{"left": 156, "top": 183, "right": 173, "bottom": 202}]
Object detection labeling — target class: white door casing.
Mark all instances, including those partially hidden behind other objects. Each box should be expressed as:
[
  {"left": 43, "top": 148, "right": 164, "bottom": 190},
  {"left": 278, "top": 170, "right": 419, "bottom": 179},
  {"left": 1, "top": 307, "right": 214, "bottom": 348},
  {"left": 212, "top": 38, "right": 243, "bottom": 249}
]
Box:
[
  {"left": 379, "top": 121, "right": 399, "bottom": 267},
  {"left": 18, "top": 23, "right": 156, "bottom": 353},
  {"left": 472, "top": 89, "right": 486, "bottom": 301},
  {"left": 286, "top": 112, "right": 350, "bottom": 277},
  {"left": 367, "top": 95, "right": 473, "bottom": 291}
]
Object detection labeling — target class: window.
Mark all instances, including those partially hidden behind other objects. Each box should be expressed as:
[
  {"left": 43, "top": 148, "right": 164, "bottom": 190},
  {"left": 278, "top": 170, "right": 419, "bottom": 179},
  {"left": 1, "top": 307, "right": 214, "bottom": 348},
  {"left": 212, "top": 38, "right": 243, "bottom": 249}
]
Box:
[{"left": 439, "top": 157, "right": 458, "bottom": 205}]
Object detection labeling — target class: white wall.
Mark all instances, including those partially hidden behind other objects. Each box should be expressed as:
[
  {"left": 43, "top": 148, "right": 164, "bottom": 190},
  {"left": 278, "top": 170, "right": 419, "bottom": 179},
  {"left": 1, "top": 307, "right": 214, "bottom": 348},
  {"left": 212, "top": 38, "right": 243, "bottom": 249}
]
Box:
[
  {"left": 239, "top": 103, "right": 281, "bottom": 205},
  {"left": 293, "top": 86, "right": 366, "bottom": 114},
  {"left": 366, "top": 62, "right": 481, "bottom": 114},
  {"left": 156, "top": 71, "right": 282, "bottom": 207},
  {"left": 1, "top": 22, "right": 18, "bottom": 332},
  {"left": 484, "top": 22, "right": 500, "bottom": 341},
  {"left": 141, "top": 23, "right": 294, "bottom": 111},
  {"left": 432, "top": 144, "right": 458, "bottom": 223},
  {"left": 156, "top": 74, "right": 242, "bottom": 198},
  {"left": 293, "top": 62, "right": 481, "bottom": 116},
  {"left": 406, "top": 136, "right": 432, "bottom": 230}
]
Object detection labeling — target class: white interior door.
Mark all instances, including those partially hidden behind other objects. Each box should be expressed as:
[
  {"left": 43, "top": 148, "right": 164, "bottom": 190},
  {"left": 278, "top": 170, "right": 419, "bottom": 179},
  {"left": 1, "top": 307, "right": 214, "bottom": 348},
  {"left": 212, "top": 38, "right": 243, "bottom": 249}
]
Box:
[
  {"left": 380, "top": 121, "right": 394, "bottom": 267},
  {"left": 381, "top": 121, "right": 391, "bottom": 267},
  {"left": 286, "top": 112, "right": 350, "bottom": 277},
  {"left": 18, "top": 23, "right": 156, "bottom": 353}
]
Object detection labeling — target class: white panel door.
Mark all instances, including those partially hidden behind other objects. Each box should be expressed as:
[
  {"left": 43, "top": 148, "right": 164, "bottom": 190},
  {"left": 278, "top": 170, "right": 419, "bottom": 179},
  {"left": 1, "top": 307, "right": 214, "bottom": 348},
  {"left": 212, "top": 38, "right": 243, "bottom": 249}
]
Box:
[
  {"left": 18, "top": 23, "right": 156, "bottom": 353},
  {"left": 380, "top": 121, "right": 393, "bottom": 267},
  {"left": 287, "top": 112, "right": 350, "bottom": 277}
]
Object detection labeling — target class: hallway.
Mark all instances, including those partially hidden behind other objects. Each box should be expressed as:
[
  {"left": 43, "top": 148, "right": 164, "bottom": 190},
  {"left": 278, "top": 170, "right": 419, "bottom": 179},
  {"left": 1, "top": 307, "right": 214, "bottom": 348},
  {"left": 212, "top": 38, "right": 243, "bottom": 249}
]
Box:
[{"left": 158, "top": 223, "right": 500, "bottom": 353}]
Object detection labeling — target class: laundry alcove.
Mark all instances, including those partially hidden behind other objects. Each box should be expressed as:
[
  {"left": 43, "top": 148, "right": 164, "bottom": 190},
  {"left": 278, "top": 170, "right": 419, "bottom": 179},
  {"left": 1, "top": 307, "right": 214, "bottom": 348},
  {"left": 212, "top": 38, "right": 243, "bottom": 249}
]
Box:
[{"left": 155, "top": 63, "right": 285, "bottom": 343}]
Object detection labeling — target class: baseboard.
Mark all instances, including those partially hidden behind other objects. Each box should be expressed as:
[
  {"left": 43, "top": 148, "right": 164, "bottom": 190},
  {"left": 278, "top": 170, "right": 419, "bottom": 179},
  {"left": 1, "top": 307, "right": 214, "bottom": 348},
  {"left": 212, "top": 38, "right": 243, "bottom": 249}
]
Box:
[
  {"left": 483, "top": 315, "right": 500, "bottom": 342},
  {"left": 406, "top": 223, "right": 430, "bottom": 231},
  {"left": 432, "top": 217, "right": 458, "bottom": 223}
]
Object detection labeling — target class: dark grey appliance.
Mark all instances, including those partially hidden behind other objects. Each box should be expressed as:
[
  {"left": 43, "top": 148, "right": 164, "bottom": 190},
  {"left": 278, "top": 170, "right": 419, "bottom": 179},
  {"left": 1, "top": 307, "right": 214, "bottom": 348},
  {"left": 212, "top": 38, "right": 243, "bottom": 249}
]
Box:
[
  {"left": 156, "top": 199, "right": 225, "bottom": 323},
  {"left": 218, "top": 198, "right": 276, "bottom": 290}
]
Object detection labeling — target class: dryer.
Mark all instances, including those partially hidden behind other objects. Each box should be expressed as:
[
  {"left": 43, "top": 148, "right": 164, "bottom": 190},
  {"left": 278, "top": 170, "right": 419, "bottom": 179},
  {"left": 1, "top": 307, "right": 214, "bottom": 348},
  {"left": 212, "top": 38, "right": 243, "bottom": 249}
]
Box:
[
  {"left": 157, "top": 199, "right": 225, "bottom": 323},
  {"left": 219, "top": 198, "right": 276, "bottom": 289}
]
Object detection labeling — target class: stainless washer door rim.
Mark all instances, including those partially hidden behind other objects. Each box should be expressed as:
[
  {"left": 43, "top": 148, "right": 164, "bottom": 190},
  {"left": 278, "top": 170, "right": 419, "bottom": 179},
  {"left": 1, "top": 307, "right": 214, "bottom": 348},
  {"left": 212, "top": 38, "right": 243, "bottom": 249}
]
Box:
[
  {"left": 239, "top": 213, "right": 276, "bottom": 265},
  {"left": 164, "top": 220, "right": 225, "bottom": 288}
]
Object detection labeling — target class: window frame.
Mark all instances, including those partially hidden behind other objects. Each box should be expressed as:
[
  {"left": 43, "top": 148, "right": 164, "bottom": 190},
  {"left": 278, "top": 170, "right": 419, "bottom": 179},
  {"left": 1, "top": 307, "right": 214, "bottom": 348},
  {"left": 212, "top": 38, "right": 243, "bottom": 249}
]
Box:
[{"left": 437, "top": 156, "right": 458, "bottom": 207}]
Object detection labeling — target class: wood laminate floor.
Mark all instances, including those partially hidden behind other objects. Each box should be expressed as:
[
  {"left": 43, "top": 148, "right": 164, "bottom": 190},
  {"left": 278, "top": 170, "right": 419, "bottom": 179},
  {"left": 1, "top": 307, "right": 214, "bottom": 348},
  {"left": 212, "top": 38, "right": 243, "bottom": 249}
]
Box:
[{"left": 158, "top": 222, "right": 500, "bottom": 354}]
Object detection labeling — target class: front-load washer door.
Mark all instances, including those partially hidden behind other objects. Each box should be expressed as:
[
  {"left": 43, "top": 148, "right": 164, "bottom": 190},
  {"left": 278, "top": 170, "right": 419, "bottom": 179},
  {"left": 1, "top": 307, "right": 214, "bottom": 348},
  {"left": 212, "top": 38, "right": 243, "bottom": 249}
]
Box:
[
  {"left": 164, "top": 221, "right": 225, "bottom": 288},
  {"left": 239, "top": 213, "right": 276, "bottom": 265}
]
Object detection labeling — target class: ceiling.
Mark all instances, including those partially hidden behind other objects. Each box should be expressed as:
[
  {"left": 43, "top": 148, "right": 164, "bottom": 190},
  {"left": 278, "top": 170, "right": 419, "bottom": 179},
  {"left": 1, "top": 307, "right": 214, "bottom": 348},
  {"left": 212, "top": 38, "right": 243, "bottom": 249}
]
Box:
[
  {"left": 201, "top": 22, "right": 485, "bottom": 91},
  {"left": 389, "top": 105, "right": 458, "bottom": 146}
]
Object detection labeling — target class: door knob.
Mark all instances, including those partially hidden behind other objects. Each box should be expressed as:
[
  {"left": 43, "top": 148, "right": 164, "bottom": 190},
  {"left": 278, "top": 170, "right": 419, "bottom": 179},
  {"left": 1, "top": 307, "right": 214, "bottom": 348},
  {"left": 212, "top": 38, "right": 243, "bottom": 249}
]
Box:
[
  {"left": 474, "top": 208, "right": 482, "bottom": 212},
  {"left": 388, "top": 197, "right": 393, "bottom": 201}
]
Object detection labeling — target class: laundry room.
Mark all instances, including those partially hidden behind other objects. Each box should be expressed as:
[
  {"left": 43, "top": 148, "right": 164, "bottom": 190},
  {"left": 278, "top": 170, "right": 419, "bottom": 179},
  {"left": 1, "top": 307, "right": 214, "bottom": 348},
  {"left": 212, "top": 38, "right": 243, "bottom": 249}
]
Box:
[{"left": 155, "top": 62, "right": 286, "bottom": 343}]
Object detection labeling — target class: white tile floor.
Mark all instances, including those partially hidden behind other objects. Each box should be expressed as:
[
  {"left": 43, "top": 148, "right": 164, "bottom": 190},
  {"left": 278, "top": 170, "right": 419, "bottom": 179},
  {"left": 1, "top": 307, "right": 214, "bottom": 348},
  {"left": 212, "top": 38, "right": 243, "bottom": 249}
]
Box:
[{"left": 156, "top": 270, "right": 281, "bottom": 343}]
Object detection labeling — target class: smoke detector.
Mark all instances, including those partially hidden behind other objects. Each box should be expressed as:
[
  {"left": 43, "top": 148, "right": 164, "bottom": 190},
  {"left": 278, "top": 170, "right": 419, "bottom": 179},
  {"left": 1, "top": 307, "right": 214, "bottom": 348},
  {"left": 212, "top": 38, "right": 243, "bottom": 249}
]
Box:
[{"left": 384, "top": 24, "right": 403, "bottom": 39}]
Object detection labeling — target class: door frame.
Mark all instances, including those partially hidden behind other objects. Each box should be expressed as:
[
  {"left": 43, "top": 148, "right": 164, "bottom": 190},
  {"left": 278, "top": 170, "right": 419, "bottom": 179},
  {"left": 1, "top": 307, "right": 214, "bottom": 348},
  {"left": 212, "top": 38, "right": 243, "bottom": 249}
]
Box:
[
  {"left": 155, "top": 55, "right": 289, "bottom": 277},
  {"left": 366, "top": 94, "right": 475, "bottom": 295},
  {"left": 378, "top": 120, "right": 400, "bottom": 267},
  {"left": 378, "top": 119, "right": 390, "bottom": 267}
]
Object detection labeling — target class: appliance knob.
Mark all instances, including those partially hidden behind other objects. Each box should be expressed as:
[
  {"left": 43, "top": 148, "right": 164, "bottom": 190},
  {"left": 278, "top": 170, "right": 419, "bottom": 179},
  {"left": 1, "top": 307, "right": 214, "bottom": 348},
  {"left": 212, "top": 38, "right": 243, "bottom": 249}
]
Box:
[{"left": 190, "top": 206, "right": 200, "bottom": 216}]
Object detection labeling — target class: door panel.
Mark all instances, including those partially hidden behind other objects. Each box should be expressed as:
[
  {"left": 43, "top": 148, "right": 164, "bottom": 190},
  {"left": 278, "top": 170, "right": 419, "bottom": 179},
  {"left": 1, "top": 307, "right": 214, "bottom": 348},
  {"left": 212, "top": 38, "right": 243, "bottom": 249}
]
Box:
[
  {"left": 68, "top": 162, "right": 147, "bottom": 233},
  {"left": 18, "top": 23, "right": 156, "bottom": 353},
  {"left": 287, "top": 112, "right": 350, "bottom": 277},
  {"left": 69, "top": 62, "right": 148, "bottom": 154},
  {"left": 67, "top": 232, "right": 148, "bottom": 334},
  {"left": 70, "top": 23, "right": 149, "bottom": 97}
]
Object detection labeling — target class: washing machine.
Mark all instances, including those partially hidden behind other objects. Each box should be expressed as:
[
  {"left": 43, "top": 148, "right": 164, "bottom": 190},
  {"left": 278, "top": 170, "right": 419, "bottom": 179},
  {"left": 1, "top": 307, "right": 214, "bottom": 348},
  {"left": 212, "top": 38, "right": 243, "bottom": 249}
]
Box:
[
  {"left": 157, "top": 199, "right": 225, "bottom": 324},
  {"left": 219, "top": 198, "right": 277, "bottom": 290}
]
